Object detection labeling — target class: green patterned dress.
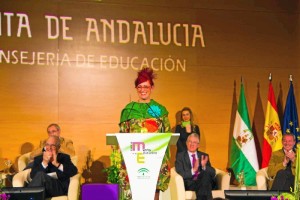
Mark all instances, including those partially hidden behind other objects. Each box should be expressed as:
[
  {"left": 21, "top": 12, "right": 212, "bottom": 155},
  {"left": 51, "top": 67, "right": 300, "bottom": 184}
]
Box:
[{"left": 113, "top": 99, "right": 171, "bottom": 199}]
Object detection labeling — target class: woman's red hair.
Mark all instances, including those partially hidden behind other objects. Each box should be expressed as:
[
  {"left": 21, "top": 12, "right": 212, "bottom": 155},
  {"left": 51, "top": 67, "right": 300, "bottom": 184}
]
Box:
[{"left": 134, "top": 67, "right": 156, "bottom": 87}]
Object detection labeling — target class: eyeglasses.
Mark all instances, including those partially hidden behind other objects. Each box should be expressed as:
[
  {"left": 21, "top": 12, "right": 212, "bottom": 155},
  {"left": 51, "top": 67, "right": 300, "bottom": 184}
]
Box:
[
  {"left": 136, "top": 85, "right": 151, "bottom": 90},
  {"left": 45, "top": 143, "right": 57, "bottom": 149},
  {"left": 187, "top": 141, "right": 199, "bottom": 145},
  {"left": 47, "top": 130, "right": 58, "bottom": 134}
]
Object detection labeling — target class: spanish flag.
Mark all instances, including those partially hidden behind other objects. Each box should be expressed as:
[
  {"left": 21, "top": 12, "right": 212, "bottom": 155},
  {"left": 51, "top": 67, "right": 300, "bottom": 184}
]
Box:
[{"left": 261, "top": 79, "right": 282, "bottom": 168}]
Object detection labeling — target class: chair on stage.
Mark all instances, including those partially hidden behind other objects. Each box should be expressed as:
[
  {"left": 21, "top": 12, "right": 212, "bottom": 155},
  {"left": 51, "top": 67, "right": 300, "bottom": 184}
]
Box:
[
  {"left": 256, "top": 167, "right": 270, "bottom": 190},
  {"left": 13, "top": 152, "right": 81, "bottom": 200},
  {"left": 17, "top": 152, "right": 31, "bottom": 172},
  {"left": 169, "top": 167, "right": 230, "bottom": 199}
]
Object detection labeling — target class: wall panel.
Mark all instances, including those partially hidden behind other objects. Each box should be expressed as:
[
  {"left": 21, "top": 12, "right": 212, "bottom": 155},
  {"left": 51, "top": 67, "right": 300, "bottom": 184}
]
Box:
[{"left": 0, "top": 1, "right": 299, "bottom": 181}]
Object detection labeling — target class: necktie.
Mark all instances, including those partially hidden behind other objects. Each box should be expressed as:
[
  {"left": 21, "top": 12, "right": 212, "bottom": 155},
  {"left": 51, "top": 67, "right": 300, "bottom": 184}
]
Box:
[
  {"left": 192, "top": 154, "right": 198, "bottom": 180},
  {"left": 192, "top": 154, "right": 196, "bottom": 167}
]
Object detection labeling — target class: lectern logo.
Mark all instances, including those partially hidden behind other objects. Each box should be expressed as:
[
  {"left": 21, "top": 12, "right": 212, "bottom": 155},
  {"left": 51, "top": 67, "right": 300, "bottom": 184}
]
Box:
[
  {"left": 131, "top": 142, "right": 145, "bottom": 151},
  {"left": 131, "top": 142, "right": 146, "bottom": 163},
  {"left": 138, "top": 168, "right": 149, "bottom": 176},
  {"left": 137, "top": 168, "right": 150, "bottom": 179}
]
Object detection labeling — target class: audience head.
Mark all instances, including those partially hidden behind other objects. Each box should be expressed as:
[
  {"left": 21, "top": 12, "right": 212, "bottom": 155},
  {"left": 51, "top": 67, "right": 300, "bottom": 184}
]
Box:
[
  {"left": 44, "top": 135, "right": 61, "bottom": 153},
  {"left": 186, "top": 133, "right": 200, "bottom": 153},
  {"left": 180, "top": 107, "right": 194, "bottom": 123},
  {"left": 282, "top": 133, "right": 296, "bottom": 151},
  {"left": 47, "top": 123, "right": 61, "bottom": 137},
  {"left": 134, "top": 67, "right": 156, "bottom": 102}
]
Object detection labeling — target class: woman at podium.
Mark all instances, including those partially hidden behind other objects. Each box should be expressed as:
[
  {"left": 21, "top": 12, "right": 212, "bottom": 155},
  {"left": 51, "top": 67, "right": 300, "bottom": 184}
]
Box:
[{"left": 117, "top": 67, "right": 171, "bottom": 200}]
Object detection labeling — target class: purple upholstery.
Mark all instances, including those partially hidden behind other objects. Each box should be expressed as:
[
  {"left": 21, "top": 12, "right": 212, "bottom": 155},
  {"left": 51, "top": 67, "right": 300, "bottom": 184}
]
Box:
[{"left": 82, "top": 183, "right": 119, "bottom": 200}]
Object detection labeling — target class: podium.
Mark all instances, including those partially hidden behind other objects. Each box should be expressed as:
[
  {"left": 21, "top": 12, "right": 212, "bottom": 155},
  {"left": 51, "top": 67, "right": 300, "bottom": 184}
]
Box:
[
  {"left": 106, "top": 133, "right": 179, "bottom": 200},
  {"left": 106, "top": 133, "right": 179, "bottom": 145}
]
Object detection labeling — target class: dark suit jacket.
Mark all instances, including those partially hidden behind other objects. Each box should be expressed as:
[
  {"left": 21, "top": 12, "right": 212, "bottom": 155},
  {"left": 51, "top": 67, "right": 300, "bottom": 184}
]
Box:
[
  {"left": 175, "top": 150, "right": 216, "bottom": 189},
  {"left": 175, "top": 124, "right": 200, "bottom": 156},
  {"left": 30, "top": 152, "right": 78, "bottom": 192},
  {"left": 267, "top": 149, "right": 296, "bottom": 189}
]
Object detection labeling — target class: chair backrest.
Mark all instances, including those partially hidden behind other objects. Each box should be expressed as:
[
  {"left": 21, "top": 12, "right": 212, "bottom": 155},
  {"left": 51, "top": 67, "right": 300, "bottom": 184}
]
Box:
[
  {"left": 170, "top": 167, "right": 230, "bottom": 200},
  {"left": 214, "top": 168, "right": 230, "bottom": 190},
  {"left": 256, "top": 167, "right": 269, "bottom": 190},
  {"left": 18, "top": 152, "right": 31, "bottom": 171},
  {"left": 170, "top": 167, "right": 187, "bottom": 200},
  {"left": 71, "top": 155, "right": 78, "bottom": 166}
]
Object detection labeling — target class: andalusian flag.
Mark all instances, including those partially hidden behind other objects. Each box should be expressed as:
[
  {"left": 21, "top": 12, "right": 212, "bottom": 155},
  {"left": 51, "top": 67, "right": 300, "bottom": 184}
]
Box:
[
  {"left": 230, "top": 83, "right": 259, "bottom": 186},
  {"left": 283, "top": 79, "right": 300, "bottom": 144},
  {"left": 261, "top": 80, "right": 282, "bottom": 168}
]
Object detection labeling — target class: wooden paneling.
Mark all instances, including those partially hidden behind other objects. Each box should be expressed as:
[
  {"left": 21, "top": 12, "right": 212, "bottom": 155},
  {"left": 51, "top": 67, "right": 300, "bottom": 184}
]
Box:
[{"left": 0, "top": 1, "right": 299, "bottom": 179}]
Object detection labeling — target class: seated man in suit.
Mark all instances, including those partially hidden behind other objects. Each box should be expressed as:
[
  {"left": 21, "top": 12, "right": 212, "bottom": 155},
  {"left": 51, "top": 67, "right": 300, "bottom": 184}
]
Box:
[
  {"left": 29, "top": 123, "right": 75, "bottom": 162},
  {"left": 6, "top": 124, "right": 75, "bottom": 184},
  {"left": 28, "top": 135, "right": 78, "bottom": 198},
  {"left": 175, "top": 133, "right": 216, "bottom": 200},
  {"left": 267, "top": 133, "right": 296, "bottom": 190}
]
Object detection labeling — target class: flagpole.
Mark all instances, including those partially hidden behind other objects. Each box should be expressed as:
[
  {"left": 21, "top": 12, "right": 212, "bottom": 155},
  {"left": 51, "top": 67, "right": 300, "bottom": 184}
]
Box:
[
  {"left": 294, "top": 144, "right": 300, "bottom": 200},
  {"left": 293, "top": 74, "right": 299, "bottom": 199},
  {"left": 286, "top": 73, "right": 299, "bottom": 199}
]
